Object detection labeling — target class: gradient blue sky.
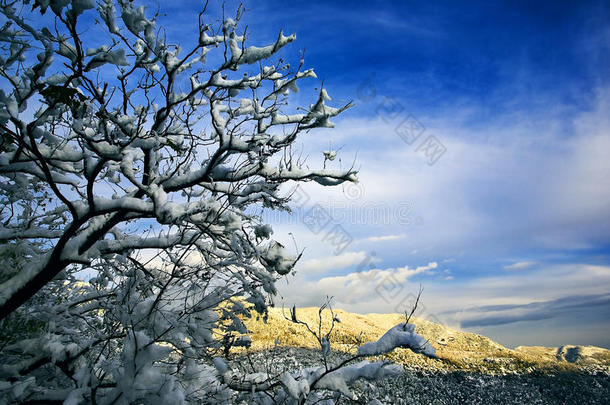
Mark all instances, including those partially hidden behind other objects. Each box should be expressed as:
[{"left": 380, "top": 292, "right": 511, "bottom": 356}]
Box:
[{"left": 159, "top": 0, "right": 610, "bottom": 348}]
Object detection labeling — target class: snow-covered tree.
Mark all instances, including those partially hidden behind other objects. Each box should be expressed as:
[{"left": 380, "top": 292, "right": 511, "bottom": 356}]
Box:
[
  {"left": 0, "top": 0, "right": 355, "bottom": 321},
  {"left": 0, "top": 1, "right": 437, "bottom": 403}
]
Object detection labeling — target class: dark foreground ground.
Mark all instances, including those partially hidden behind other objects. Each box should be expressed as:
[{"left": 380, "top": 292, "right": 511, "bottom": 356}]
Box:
[
  {"left": 349, "top": 369, "right": 610, "bottom": 405},
  {"left": 234, "top": 347, "right": 610, "bottom": 405}
]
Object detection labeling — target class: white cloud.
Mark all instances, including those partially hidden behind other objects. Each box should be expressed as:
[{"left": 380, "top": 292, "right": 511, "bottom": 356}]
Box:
[
  {"left": 424, "top": 263, "right": 610, "bottom": 329},
  {"left": 277, "top": 261, "right": 438, "bottom": 312},
  {"left": 432, "top": 263, "right": 610, "bottom": 347},
  {"left": 360, "top": 234, "right": 405, "bottom": 243},
  {"left": 503, "top": 261, "right": 536, "bottom": 271},
  {"left": 294, "top": 85, "right": 610, "bottom": 259},
  {"left": 297, "top": 251, "right": 375, "bottom": 274}
]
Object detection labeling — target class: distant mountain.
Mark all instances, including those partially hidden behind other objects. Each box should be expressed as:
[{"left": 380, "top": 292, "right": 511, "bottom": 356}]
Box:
[{"left": 243, "top": 306, "right": 610, "bottom": 374}]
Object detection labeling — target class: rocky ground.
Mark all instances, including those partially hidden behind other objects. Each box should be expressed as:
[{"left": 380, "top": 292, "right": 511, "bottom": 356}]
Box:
[
  {"left": 231, "top": 347, "right": 610, "bottom": 404},
  {"left": 354, "top": 368, "right": 610, "bottom": 405}
]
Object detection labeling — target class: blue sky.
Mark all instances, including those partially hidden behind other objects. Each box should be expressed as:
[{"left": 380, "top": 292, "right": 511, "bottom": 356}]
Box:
[{"left": 162, "top": 1, "right": 610, "bottom": 348}]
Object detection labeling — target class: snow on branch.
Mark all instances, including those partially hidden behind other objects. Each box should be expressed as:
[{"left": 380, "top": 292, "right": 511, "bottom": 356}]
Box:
[
  {"left": 358, "top": 323, "right": 437, "bottom": 358},
  {"left": 313, "top": 360, "right": 403, "bottom": 400}
]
